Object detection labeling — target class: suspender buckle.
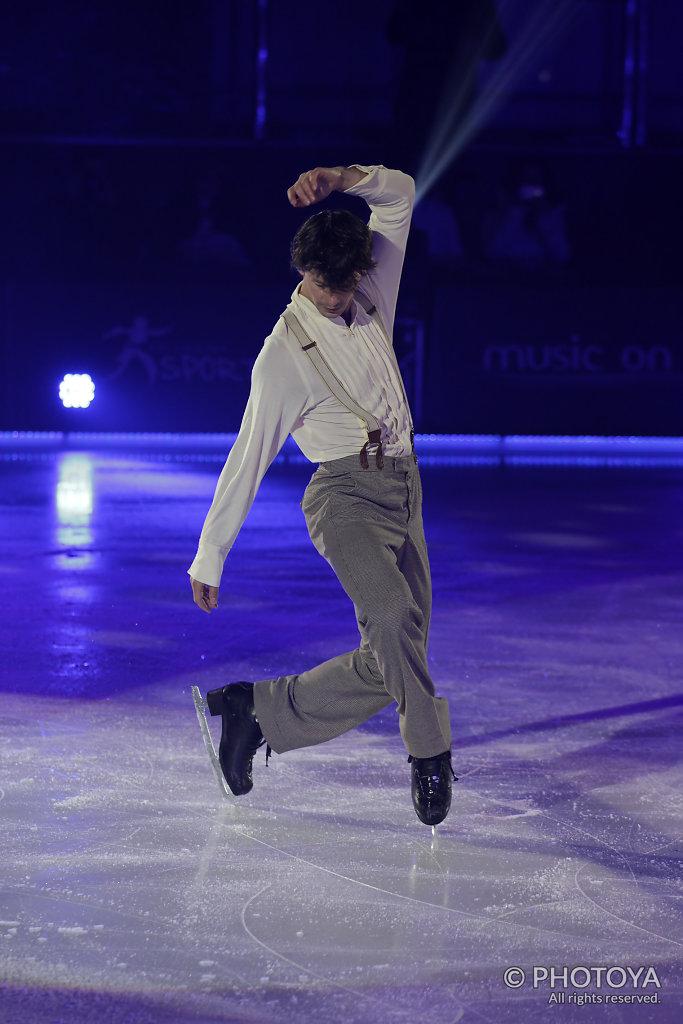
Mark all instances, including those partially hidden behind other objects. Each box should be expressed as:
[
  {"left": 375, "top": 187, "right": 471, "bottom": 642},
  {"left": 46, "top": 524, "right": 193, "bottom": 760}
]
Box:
[{"left": 360, "top": 428, "right": 383, "bottom": 469}]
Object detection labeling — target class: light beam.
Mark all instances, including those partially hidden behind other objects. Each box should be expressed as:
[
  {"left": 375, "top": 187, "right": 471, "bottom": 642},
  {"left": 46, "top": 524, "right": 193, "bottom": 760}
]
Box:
[{"left": 415, "top": 0, "right": 578, "bottom": 203}]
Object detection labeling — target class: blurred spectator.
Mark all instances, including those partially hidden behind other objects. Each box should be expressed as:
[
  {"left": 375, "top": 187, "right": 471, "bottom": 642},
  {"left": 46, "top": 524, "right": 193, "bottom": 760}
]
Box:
[
  {"left": 175, "top": 166, "right": 249, "bottom": 269},
  {"left": 482, "top": 158, "right": 571, "bottom": 271},
  {"left": 412, "top": 188, "right": 464, "bottom": 270}
]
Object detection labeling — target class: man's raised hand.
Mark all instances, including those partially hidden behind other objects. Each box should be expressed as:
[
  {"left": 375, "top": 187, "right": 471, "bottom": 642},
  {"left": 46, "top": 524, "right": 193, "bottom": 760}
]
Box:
[{"left": 287, "top": 166, "right": 344, "bottom": 208}]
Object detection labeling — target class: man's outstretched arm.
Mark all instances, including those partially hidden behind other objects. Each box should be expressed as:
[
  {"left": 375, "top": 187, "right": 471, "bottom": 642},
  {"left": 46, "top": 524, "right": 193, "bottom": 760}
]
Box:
[
  {"left": 188, "top": 340, "right": 310, "bottom": 612},
  {"left": 287, "top": 166, "right": 368, "bottom": 208}
]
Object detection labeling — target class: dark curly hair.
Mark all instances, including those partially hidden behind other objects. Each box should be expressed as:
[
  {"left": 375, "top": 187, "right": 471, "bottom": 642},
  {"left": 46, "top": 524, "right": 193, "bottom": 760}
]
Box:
[{"left": 290, "top": 209, "right": 376, "bottom": 291}]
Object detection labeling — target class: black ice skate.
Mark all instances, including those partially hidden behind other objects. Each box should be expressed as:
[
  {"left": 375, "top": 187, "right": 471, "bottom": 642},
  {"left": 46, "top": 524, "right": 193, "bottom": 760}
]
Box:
[
  {"left": 191, "top": 685, "right": 233, "bottom": 801},
  {"left": 205, "top": 682, "right": 265, "bottom": 796},
  {"left": 408, "top": 750, "right": 458, "bottom": 827}
]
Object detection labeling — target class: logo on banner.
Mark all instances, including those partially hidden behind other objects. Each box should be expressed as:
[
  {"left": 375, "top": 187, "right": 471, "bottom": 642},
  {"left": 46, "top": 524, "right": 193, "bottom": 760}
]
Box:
[
  {"left": 103, "top": 316, "right": 249, "bottom": 385},
  {"left": 483, "top": 334, "right": 673, "bottom": 375}
]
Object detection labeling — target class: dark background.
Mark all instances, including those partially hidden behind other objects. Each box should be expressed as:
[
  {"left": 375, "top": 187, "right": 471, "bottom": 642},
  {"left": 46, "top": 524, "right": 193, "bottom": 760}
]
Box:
[{"left": 1, "top": 0, "right": 681, "bottom": 435}]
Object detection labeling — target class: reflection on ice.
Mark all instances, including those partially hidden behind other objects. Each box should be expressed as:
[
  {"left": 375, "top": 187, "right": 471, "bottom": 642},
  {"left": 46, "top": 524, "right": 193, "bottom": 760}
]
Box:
[
  {"left": 56, "top": 453, "right": 94, "bottom": 523},
  {"left": 54, "top": 453, "right": 95, "bottom": 568}
]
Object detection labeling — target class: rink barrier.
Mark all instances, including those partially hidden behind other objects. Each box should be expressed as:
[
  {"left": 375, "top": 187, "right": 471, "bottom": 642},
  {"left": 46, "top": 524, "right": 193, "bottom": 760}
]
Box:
[{"left": 3, "top": 430, "right": 683, "bottom": 466}]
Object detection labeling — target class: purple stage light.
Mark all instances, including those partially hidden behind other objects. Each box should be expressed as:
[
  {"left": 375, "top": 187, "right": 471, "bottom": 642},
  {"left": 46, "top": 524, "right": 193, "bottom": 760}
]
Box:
[{"left": 59, "top": 374, "right": 95, "bottom": 409}]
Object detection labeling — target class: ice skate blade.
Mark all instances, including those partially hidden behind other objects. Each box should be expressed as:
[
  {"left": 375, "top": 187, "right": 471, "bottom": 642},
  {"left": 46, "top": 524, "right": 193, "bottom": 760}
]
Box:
[{"left": 191, "top": 685, "right": 233, "bottom": 802}]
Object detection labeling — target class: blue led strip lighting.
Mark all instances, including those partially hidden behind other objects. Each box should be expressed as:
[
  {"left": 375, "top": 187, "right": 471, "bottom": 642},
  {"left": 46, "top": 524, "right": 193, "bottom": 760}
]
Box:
[{"left": 2, "top": 432, "right": 683, "bottom": 468}]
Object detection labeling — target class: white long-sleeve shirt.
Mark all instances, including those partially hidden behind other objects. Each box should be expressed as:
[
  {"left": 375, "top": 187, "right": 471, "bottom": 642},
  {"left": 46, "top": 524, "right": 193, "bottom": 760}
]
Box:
[{"left": 188, "top": 165, "right": 415, "bottom": 587}]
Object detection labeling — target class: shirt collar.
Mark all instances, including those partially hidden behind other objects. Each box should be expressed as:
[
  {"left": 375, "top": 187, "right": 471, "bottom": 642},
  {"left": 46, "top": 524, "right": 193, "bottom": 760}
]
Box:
[{"left": 290, "top": 282, "right": 359, "bottom": 328}]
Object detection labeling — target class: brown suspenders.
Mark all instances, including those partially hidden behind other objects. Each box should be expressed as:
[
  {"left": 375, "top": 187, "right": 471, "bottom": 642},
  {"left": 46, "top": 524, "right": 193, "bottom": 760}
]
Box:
[{"left": 282, "top": 291, "right": 416, "bottom": 469}]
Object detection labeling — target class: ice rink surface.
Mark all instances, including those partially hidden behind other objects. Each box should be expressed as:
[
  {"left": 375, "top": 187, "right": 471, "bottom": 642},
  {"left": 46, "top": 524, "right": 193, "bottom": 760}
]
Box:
[{"left": 1, "top": 442, "right": 682, "bottom": 1023}]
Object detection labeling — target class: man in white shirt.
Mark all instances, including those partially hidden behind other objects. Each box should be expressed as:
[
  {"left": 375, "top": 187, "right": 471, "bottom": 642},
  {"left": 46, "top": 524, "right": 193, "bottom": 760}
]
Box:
[{"left": 189, "top": 164, "right": 454, "bottom": 826}]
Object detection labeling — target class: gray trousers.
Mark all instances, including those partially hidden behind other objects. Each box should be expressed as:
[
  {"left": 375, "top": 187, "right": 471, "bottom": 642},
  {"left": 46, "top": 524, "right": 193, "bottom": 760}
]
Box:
[{"left": 253, "top": 454, "right": 451, "bottom": 759}]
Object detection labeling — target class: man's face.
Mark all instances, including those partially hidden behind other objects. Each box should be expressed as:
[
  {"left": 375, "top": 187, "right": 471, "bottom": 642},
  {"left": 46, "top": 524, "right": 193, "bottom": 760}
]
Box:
[{"left": 299, "top": 270, "right": 360, "bottom": 320}]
